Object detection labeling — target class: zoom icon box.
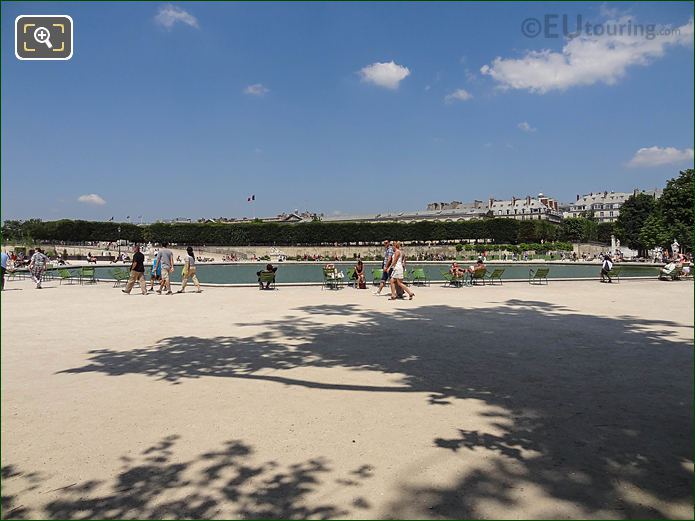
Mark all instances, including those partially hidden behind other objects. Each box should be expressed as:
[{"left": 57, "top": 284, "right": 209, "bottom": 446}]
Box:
[{"left": 16, "top": 15, "right": 73, "bottom": 60}]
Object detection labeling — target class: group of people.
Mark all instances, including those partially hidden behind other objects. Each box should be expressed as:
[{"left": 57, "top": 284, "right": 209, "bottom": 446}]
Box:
[
  {"left": 659, "top": 253, "right": 692, "bottom": 280},
  {"left": 3, "top": 240, "right": 693, "bottom": 293},
  {"left": 372, "top": 240, "right": 415, "bottom": 300},
  {"left": 448, "top": 259, "right": 486, "bottom": 281},
  {"left": 121, "top": 243, "right": 203, "bottom": 295}
]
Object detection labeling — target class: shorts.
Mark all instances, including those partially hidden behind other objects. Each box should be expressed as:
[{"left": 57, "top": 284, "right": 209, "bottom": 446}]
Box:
[
  {"left": 161, "top": 268, "right": 171, "bottom": 282},
  {"left": 381, "top": 268, "right": 393, "bottom": 282},
  {"left": 391, "top": 266, "right": 404, "bottom": 280}
]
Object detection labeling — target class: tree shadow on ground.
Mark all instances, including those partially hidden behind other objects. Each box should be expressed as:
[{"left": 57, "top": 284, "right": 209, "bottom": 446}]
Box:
[
  {"left": 1, "top": 465, "right": 42, "bottom": 520},
  {"left": 2, "top": 437, "right": 373, "bottom": 520},
  {"left": 57, "top": 300, "right": 693, "bottom": 518}
]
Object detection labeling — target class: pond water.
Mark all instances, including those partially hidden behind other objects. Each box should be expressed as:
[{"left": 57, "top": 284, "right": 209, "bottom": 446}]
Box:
[{"left": 66, "top": 261, "right": 661, "bottom": 285}]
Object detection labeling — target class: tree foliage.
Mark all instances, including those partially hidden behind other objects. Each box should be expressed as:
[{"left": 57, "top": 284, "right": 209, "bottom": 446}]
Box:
[
  {"left": 614, "top": 193, "right": 657, "bottom": 255},
  {"left": 2, "top": 218, "right": 573, "bottom": 246},
  {"left": 638, "top": 213, "right": 671, "bottom": 250},
  {"left": 658, "top": 169, "right": 693, "bottom": 251}
]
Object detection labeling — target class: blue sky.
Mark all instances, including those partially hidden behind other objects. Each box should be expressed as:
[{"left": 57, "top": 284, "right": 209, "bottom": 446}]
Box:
[{"left": 2, "top": 1, "right": 693, "bottom": 221}]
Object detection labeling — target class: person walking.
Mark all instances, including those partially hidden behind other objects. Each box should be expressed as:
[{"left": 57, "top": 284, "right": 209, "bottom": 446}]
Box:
[
  {"left": 29, "top": 248, "right": 48, "bottom": 289},
  {"left": 374, "top": 240, "right": 394, "bottom": 296},
  {"left": 148, "top": 250, "right": 161, "bottom": 292},
  {"left": 122, "top": 245, "right": 148, "bottom": 295},
  {"left": 156, "top": 242, "right": 174, "bottom": 295},
  {"left": 177, "top": 246, "right": 203, "bottom": 293},
  {"left": 600, "top": 254, "right": 613, "bottom": 283},
  {"left": 389, "top": 242, "right": 414, "bottom": 300},
  {"left": 1, "top": 250, "right": 8, "bottom": 291}
]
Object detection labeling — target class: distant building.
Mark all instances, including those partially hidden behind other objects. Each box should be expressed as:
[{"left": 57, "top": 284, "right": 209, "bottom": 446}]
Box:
[
  {"left": 205, "top": 211, "right": 319, "bottom": 224},
  {"left": 565, "top": 189, "right": 662, "bottom": 223},
  {"left": 324, "top": 193, "right": 562, "bottom": 223},
  {"left": 158, "top": 217, "right": 193, "bottom": 224},
  {"left": 486, "top": 194, "right": 561, "bottom": 223}
]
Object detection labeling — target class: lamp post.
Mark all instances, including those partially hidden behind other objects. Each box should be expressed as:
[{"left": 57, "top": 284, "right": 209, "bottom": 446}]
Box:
[{"left": 118, "top": 226, "right": 121, "bottom": 258}]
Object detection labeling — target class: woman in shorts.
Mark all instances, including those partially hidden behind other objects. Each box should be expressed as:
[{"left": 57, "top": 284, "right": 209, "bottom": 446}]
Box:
[{"left": 389, "top": 242, "right": 414, "bottom": 300}]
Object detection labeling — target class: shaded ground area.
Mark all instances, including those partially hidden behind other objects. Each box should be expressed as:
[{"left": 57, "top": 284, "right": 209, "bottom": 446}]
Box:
[
  {"left": 2, "top": 281, "right": 693, "bottom": 519},
  {"left": 2, "top": 438, "right": 373, "bottom": 519}
]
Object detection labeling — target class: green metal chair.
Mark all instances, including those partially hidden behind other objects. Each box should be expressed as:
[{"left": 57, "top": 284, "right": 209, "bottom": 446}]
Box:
[
  {"left": 409, "top": 267, "right": 429, "bottom": 286},
  {"left": 322, "top": 267, "right": 343, "bottom": 290},
  {"left": 485, "top": 268, "right": 505, "bottom": 285},
  {"left": 112, "top": 268, "right": 130, "bottom": 287},
  {"left": 79, "top": 266, "right": 97, "bottom": 285},
  {"left": 7, "top": 269, "right": 27, "bottom": 281},
  {"left": 441, "top": 269, "right": 463, "bottom": 288},
  {"left": 605, "top": 266, "right": 621, "bottom": 283},
  {"left": 470, "top": 268, "right": 487, "bottom": 286},
  {"left": 529, "top": 267, "right": 550, "bottom": 285},
  {"left": 658, "top": 265, "right": 683, "bottom": 281},
  {"left": 372, "top": 268, "right": 383, "bottom": 286},
  {"left": 346, "top": 268, "right": 356, "bottom": 288},
  {"left": 58, "top": 269, "right": 78, "bottom": 285},
  {"left": 258, "top": 270, "right": 276, "bottom": 290}
]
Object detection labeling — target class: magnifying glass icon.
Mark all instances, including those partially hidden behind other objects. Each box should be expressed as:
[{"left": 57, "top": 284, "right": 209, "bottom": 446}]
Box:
[{"left": 33, "top": 26, "right": 53, "bottom": 49}]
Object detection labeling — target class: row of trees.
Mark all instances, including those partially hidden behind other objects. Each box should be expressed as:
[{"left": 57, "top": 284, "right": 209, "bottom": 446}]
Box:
[
  {"left": 614, "top": 169, "right": 693, "bottom": 257},
  {"left": 1, "top": 215, "right": 611, "bottom": 247}
]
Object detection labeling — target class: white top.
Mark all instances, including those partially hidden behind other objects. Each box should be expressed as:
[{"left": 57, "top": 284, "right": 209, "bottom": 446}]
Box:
[{"left": 393, "top": 250, "right": 404, "bottom": 270}]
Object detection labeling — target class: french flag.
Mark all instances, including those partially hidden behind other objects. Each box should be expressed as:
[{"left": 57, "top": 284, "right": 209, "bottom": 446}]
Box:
[{"left": 247, "top": 195, "right": 255, "bottom": 202}]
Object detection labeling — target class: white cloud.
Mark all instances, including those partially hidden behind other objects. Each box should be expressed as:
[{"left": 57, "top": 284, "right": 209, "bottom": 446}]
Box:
[
  {"left": 518, "top": 121, "right": 536, "bottom": 133},
  {"left": 464, "top": 68, "right": 478, "bottom": 82},
  {"left": 444, "top": 88, "right": 473, "bottom": 103},
  {"left": 78, "top": 194, "right": 106, "bottom": 206},
  {"left": 244, "top": 83, "right": 269, "bottom": 96},
  {"left": 359, "top": 61, "right": 411, "bottom": 90},
  {"left": 154, "top": 4, "right": 199, "bottom": 29},
  {"left": 599, "top": 3, "right": 625, "bottom": 20},
  {"left": 627, "top": 146, "right": 694, "bottom": 167},
  {"left": 481, "top": 18, "right": 693, "bottom": 93}
]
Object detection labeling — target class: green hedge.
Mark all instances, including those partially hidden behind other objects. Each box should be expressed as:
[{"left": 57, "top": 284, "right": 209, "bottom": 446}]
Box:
[{"left": 1, "top": 218, "right": 594, "bottom": 247}]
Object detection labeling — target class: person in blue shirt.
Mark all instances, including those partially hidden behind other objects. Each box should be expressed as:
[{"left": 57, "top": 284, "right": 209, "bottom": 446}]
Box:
[
  {"left": 1, "top": 250, "right": 8, "bottom": 290},
  {"left": 148, "top": 251, "right": 162, "bottom": 292}
]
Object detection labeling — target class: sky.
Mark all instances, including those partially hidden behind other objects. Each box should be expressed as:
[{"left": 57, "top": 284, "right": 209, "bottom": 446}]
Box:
[{"left": 2, "top": 1, "right": 693, "bottom": 222}]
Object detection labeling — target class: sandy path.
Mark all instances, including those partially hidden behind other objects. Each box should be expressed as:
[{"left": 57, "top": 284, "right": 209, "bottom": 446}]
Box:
[{"left": 1, "top": 279, "right": 692, "bottom": 519}]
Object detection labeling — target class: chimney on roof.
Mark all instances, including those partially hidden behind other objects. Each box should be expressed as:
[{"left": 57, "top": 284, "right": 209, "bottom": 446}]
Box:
[
  {"left": 488, "top": 197, "right": 494, "bottom": 208},
  {"left": 576, "top": 194, "right": 580, "bottom": 201},
  {"left": 604, "top": 191, "right": 607, "bottom": 197},
  {"left": 512, "top": 196, "right": 517, "bottom": 206},
  {"left": 526, "top": 195, "right": 531, "bottom": 205}
]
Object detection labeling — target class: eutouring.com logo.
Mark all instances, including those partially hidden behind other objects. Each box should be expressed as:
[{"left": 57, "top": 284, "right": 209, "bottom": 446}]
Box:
[{"left": 521, "top": 15, "right": 680, "bottom": 40}]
